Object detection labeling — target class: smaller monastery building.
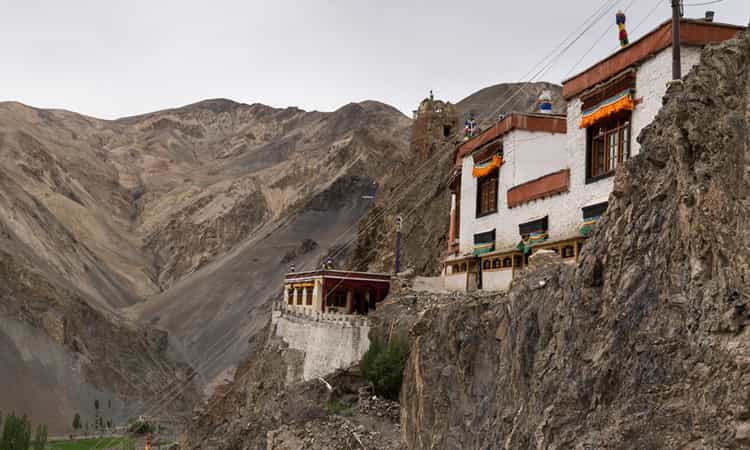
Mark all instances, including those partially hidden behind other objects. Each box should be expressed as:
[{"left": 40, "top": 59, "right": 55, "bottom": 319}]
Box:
[
  {"left": 443, "top": 17, "right": 743, "bottom": 293},
  {"left": 283, "top": 269, "right": 391, "bottom": 315}
]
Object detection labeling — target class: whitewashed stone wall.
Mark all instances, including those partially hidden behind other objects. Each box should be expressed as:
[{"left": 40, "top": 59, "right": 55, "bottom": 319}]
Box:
[
  {"left": 482, "top": 269, "right": 514, "bottom": 291},
  {"left": 630, "top": 46, "right": 702, "bottom": 155},
  {"left": 442, "top": 272, "right": 466, "bottom": 291},
  {"left": 271, "top": 309, "right": 370, "bottom": 381}
]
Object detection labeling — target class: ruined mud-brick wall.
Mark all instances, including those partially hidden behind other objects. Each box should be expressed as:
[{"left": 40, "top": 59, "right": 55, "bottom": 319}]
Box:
[
  {"left": 271, "top": 309, "right": 370, "bottom": 381},
  {"left": 409, "top": 98, "right": 458, "bottom": 160}
]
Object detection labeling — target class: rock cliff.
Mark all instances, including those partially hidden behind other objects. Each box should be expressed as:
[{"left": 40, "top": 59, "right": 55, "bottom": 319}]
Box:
[{"left": 397, "top": 27, "right": 750, "bottom": 449}]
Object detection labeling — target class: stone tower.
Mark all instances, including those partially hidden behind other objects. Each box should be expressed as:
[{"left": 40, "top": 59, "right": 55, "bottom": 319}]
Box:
[{"left": 409, "top": 94, "right": 458, "bottom": 159}]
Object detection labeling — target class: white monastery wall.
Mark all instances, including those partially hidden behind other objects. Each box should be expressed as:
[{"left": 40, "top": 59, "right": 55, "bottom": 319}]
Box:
[
  {"left": 459, "top": 129, "right": 583, "bottom": 252},
  {"left": 271, "top": 309, "right": 370, "bottom": 381},
  {"left": 482, "top": 269, "right": 513, "bottom": 291},
  {"left": 630, "top": 46, "right": 702, "bottom": 155},
  {"left": 504, "top": 129, "right": 568, "bottom": 187},
  {"left": 443, "top": 272, "right": 466, "bottom": 291}
]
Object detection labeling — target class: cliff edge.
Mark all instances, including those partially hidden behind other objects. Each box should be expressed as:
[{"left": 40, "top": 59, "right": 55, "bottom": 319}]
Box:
[{"left": 398, "top": 25, "right": 750, "bottom": 450}]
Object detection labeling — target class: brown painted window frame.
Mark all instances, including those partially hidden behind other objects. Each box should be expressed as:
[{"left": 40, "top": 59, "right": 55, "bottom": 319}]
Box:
[
  {"left": 585, "top": 111, "right": 632, "bottom": 184},
  {"left": 476, "top": 168, "right": 499, "bottom": 217}
]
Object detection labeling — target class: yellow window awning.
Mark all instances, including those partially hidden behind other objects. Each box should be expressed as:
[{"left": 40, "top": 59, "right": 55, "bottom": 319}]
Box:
[
  {"left": 472, "top": 154, "right": 503, "bottom": 178},
  {"left": 579, "top": 90, "right": 635, "bottom": 129}
]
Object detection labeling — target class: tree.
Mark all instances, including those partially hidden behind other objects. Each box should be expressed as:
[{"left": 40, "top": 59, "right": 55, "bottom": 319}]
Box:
[
  {"left": 72, "top": 413, "right": 82, "bottom": 431},
  {"left": 31, "top": 424, "right": 47, "bottom": 450},
  {"left": 361, "top": 337, "right": 410, "bottom": 400},
  {"left": 0, "top": 413, "right": 32, "bottom": 450}
]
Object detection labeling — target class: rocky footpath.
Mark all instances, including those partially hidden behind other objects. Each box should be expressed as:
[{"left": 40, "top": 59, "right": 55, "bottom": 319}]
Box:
[{"left": 395, "top": 26, "right": 750, "bottom": 449}]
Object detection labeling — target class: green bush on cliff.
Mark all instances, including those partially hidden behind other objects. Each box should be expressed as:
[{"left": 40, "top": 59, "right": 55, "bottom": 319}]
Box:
[{"left": 361, "top": 337, "right": 409, "bottom": 400}]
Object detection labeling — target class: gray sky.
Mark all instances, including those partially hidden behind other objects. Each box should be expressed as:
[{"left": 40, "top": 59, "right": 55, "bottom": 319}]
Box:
[{"left": 1, "top": 0, "right": 748, "bottom": 119}]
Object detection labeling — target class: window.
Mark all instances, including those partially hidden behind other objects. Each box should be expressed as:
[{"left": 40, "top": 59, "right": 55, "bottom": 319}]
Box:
[
  {"left": 492, "top": 259, "right": 502, "bottom": 269},
  {"left": 452, "top": 264, "right": 459, "bottom": 274},
  {"left": 587, "top": 112, "right": 631, "bottom": 181},
  {"left": 513, "top": 255, "right": 524, "bottom": 269},
  {"left": 582, "top": 202, "right": 609, "bottom": 219},
  {"left": 443, "top": 125, "right": 452, "bottom": 138},
  {"left": 503, "top": 257, "right": 512, "bottom": 268},
  {"left": 296, "top": 288, "right": 303, "bottom": 305},
  {"left": 562, "top": 245, "right": 575, "bottom": 259},
  {"left": 329, "top": 292, "right": 347, "bottom": 308},
  {"left": 519, "top": 216, "right": 548, "bottom": 240},
  {"left": 287, "top": 289, "right": 294, "bottom": 305},
  {"left": 460, "top": 263, "right": 467, "bottom": 272},
  {"left": 476, "top": 169, "right": 498, "bottom": 217},
  {"left": 483, "top": 260, "right": 491, "bottom": 270},
  {"left": 305, "top": 288, "right": 313, "bottom": 305}
]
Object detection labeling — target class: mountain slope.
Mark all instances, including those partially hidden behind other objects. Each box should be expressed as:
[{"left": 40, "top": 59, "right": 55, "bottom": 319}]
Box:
[
  {"left": 457, "top": 81, "right": 565, "bottom": 128},
  {"left": 0, "top": 97, "right": 412, "bottom": 430}
]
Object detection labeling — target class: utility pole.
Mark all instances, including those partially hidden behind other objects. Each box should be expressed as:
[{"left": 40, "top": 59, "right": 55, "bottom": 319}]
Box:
[
  {"left": 394, "top": 216, "right": 403, "bottom": 274},
  {"left": 672, "top": 0, "right": 682, "bottom": 80}
]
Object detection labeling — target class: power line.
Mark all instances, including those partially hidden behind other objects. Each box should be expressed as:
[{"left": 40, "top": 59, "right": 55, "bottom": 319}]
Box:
[
  {"left": 682, "top": 0, "right": 723, "bottom": 6},
  {"left": 631, "top": 0, "right": 666, "bottom": 34},
  {"left": 566, "top": 0, "right": 638, "bottom": 77}
]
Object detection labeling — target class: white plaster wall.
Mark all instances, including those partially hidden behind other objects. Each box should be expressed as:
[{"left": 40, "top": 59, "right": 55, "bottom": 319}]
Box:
[
  {"left": 458, "top": 128, "right": 578, "bottom": 252},
  {"left": 630, "top": 46, "right": 702, "bottom": 155},
  {"left": 273, "top": 314, "right": 370, "bottom": 381},
  {"left": 443, "top": 273, "right": 466, "bottom": 291},
  {"left": 504, "top": 129, "right": 568, "bottom": 187},
  {"left": 482, "top": 269, "right": 513, "bottom": 291}
]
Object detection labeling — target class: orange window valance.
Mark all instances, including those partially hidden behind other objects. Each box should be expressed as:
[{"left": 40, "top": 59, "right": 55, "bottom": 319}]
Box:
[
  {"left": 579, "top": 89, "right": 635, "bottom": 129},
  {"left": 472, "top": 154, "right": 503, "bottom": 178}
]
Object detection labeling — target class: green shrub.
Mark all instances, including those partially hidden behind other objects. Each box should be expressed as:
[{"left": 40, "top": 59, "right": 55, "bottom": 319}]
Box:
[
  {"left": 361, "top": 336, "right": 410, "bottom": 400},
  {"left": 126, "top": 419, "right": 152, "bottom": 435},
  {"left": 325, "top": 400, "right": 353, "bottom": 417}
]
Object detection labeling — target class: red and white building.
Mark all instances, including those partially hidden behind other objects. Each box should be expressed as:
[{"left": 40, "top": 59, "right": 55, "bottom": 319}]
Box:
[
  {"left": 443, "top": 16, "right": 743, "bottom": 292},
  {"left": 283, "top": 269, "right": 391, "bottom": 315}
]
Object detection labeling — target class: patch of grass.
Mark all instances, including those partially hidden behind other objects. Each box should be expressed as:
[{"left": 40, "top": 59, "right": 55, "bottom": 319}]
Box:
[
  {"left": 46, "top": 436, "right": 134, "bottom": 450},
  {"left": 326, "top": 399, "right": 354, "bottom": 417}
]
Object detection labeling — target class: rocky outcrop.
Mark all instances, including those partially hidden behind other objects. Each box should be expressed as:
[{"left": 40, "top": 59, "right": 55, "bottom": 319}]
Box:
[
  {"left": 186, "top": 329, "right": 401, "bottom": 450},
  {"left": 397, "top": 27, "right": 750, "bottom": 449}
]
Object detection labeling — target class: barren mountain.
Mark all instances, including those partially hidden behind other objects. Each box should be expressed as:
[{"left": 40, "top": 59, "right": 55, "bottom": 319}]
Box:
[
  {"left": 0, "top": 98, "right": 411, "bottom": 432},
  {"left": 457, "top": 81, "right": 565, "bottom": 128}
]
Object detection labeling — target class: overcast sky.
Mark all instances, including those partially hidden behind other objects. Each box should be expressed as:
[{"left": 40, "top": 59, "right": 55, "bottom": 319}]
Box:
[{"left": 1, "top": 0, "right": 748, "bottom": 119}]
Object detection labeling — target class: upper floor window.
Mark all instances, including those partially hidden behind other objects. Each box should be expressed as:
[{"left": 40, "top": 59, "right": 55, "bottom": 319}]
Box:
[
  {"left": 587, "top": 111, "right": 631, "bottom": 181},
  {"left": 476, "top": 169, "right": 498, "bottom": 217}
]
